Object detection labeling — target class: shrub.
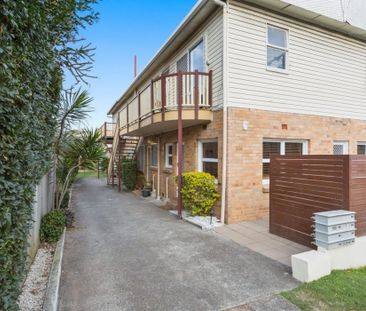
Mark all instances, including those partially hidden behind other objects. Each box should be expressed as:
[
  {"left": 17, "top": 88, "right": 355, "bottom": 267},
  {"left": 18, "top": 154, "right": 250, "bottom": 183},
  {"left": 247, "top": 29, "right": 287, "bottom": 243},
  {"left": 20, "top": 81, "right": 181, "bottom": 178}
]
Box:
[
  {"left": 122, "top": 160, "right": 137, "bottom": 191},
  {"left": 40, "top": 210, "right": 66, "bottom": 243},
  {"left": 180, "top": 172, "right": 220, "bottom": 216}
]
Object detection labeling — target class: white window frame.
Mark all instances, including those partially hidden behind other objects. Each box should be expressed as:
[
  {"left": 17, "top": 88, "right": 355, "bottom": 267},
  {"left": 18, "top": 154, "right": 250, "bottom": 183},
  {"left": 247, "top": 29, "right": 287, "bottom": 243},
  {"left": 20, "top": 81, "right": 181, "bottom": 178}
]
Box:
[
  {"left": 263, "top": 139, "right": 308, "bottom": 185},
  {"left": 357, "top": 142, "right": 366, "bottom": 155},
  {"left": 165, "top": 143, "right": 173, "bottom": 169},
  {"left": 189, "top": 38, "right": 206, "bottom": 72},
  {"left": 175, "top": 37, "right": 207, "bottom": 73},
  {"left": 198, "top": 139, "right": 218, "bottom": 178},
  {"left": 266, "top": 24, "right": 289, "bottom": 73},
  {"left": 333, "top": 141, "right": 349, "bottom": 155},
  {"left": 150, "top": 144, "right": 158, "bottom": 168}
]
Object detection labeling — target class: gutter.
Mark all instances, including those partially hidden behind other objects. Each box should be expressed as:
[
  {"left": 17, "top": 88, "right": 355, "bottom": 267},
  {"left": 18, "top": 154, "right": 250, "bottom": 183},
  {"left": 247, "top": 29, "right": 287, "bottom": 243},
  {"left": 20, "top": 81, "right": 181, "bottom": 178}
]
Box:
[{"left": 108, "top": 0, "right": 210, "bottom": 115}]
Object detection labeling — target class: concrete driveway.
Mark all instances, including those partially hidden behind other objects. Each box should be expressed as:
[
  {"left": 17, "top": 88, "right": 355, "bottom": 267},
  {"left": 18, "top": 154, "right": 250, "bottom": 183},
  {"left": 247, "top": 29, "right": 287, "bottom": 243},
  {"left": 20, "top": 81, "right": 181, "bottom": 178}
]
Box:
[{"left": 59, "top": 178, "right": 299, "bottom": 311}]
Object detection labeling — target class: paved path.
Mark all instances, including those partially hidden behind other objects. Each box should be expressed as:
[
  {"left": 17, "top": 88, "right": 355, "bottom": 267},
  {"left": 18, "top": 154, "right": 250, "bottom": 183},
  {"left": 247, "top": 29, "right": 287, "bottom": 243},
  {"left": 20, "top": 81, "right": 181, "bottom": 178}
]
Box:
[{"left": 59, "top": 178, "right": 299, "bottom": 311}]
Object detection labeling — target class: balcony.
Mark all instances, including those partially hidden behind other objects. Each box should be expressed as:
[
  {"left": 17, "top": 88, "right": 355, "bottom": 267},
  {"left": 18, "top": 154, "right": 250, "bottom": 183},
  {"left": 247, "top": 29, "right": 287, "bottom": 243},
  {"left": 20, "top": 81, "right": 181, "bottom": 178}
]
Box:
[
  {"left": 99, "top": 122, "right": 116, "bottom": 140},
  {"left": 118, "top": 71, "right": 213, "bottom": 136}
]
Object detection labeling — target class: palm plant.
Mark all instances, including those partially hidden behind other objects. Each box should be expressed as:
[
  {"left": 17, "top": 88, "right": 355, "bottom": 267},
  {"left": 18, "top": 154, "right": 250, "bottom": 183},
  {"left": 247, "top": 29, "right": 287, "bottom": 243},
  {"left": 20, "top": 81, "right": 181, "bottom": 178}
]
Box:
[
  {"left": 57, "top": 128, "right": 105, "bottom": 209},
  {"left": 55, "top": 88, "right": 93, "bottom": 156}
]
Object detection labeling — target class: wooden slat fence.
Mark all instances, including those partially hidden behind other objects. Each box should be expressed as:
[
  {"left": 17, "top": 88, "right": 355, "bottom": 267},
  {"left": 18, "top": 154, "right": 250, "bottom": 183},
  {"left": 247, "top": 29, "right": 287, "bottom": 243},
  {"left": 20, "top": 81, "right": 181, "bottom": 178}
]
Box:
[{"left": 270, "top": 155, "right": 366, "bottom": 248}]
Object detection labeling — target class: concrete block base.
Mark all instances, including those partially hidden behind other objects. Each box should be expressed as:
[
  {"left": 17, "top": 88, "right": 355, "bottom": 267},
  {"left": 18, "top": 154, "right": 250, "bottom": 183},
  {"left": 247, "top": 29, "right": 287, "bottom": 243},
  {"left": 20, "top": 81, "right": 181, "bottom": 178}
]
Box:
[
  {"left": 292, "top": 236, "right": 366, "bottom": 283},
  {"left": 292, "top": 250, "right": 331, "bottom": 282}
]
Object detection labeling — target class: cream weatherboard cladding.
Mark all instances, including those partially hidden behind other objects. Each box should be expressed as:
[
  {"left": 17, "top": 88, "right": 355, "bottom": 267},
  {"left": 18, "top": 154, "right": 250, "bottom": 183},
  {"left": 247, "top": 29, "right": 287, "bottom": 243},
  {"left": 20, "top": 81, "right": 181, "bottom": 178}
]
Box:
[
  {"left": 112, "top": 10, "right": 224, "bottom": 121},
  {"left": 165, "top": 10, "right": 224, "bottom": 110},
  {"left": 227, "top": 1, "right": 366, "bottom": 120}
]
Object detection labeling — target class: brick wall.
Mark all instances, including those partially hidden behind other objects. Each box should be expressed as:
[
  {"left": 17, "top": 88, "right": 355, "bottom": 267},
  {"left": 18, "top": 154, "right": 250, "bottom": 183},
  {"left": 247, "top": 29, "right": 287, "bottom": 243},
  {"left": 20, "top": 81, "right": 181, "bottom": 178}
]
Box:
[
  {"left": 226, "top": 107, "right": 366, "bottom": 224},
  {"left": 141, "top": 110, "right": 223, "bottom": 216}
]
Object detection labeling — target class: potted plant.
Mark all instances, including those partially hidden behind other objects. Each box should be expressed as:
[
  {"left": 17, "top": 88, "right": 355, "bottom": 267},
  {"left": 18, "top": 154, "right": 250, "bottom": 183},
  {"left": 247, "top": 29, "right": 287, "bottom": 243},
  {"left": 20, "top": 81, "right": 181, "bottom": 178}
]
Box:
[{"left": 141, "top": 181, "right": 152, "bottom": 197}]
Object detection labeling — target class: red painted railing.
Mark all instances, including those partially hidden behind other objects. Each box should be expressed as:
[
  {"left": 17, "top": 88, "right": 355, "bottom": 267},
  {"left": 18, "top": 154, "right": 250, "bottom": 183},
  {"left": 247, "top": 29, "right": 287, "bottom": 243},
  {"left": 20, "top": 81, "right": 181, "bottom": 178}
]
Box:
[{"left": 118, "top": 70, "right": 212, "bottom": 131}]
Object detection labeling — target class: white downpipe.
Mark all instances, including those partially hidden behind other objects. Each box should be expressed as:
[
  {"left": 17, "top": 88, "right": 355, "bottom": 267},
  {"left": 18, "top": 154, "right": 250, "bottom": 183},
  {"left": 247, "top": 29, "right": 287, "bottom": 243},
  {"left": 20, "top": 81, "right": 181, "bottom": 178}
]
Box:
[{"left": 215, "top": 0, "right": 228, "bottom": 224}]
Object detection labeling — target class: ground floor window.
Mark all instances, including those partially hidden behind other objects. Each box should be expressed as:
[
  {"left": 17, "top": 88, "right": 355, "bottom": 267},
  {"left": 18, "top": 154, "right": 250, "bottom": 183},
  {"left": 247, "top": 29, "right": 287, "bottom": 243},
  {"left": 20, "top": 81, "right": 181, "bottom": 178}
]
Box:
[
  {"left": 263, "top": 139, "right": 308, "bottom": 184},
  {"left": 333, "top": 141, "right": 349, "bottom": 155},
  {"left": 198, "top": 140, "right": 218, "bottom": 178},
  {"left": 165, "top": 143, "right": 173, "bottom": 168},
  {"left": 357, "top": 142, "right": 366, "bottom": 155},
  {"left": 137, "top": 146, "right": 145, "bottom": 172},
  {"left": 150, "top": 144, "right": 158, "bottom": 167}
]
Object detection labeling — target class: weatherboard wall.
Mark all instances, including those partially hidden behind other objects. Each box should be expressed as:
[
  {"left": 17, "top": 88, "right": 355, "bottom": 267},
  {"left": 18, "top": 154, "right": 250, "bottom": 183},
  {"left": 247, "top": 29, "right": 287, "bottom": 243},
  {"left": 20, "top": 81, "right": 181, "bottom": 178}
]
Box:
[{"left": 227, "top": 1, "right": 366, "bottom": 120}]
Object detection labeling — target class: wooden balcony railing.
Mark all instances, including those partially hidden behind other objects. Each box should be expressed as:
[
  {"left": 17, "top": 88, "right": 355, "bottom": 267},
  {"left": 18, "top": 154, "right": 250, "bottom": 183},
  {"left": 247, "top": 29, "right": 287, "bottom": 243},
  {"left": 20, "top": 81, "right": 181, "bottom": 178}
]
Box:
[
  {"left": 99, "top": 122, "right": 116, "bottom": 138},
  {"left": 118, "top": 70, "right": 212, "bottom": 132}
]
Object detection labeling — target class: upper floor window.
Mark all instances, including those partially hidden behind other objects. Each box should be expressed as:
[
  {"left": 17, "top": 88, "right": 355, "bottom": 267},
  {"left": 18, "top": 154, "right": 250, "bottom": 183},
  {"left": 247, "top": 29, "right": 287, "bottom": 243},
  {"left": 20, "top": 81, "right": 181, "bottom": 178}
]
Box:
[
  {"left": 177, "top": 54, "right": 188, "bottom": 72},
  {"left": 267, "top": 25, "right": 288, "bottom": 71},
  {"left": 190, "top": 40, "right": 205, "bottom": 72}
]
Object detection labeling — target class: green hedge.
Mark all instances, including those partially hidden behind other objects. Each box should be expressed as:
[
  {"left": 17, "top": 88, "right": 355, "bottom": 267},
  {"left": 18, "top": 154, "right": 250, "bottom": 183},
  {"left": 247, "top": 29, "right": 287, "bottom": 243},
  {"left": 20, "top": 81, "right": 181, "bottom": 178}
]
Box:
[
  {"left": 180, "top": 172, "right": 220, "bottom": 216},
  {"left": 40, "top": 211, "right": 66, "bottom": 243},
  {"left": 122, "top": 160, "right": 137, "bottom": 191},
  {"left": 0, "top": 1, "right": 97, "bottom": 309},
  {"left": 0, "top": 2, "right": 60, "bottom": 309}
]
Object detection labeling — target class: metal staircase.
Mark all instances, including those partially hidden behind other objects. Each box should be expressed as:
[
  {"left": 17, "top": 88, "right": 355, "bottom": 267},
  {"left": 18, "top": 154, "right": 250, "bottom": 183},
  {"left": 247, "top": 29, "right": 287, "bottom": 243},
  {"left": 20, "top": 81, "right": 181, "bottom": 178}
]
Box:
[{"left": 107, "top": 122, "right": 140, "bottom": 187}]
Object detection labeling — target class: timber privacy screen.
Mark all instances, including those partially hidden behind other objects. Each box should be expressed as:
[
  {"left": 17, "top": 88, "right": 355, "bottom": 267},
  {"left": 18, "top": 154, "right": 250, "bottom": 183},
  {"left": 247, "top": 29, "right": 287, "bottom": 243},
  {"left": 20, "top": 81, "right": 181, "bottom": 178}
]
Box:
[{"left": 269, "top": 155, "right": 366, "bottom": 248}]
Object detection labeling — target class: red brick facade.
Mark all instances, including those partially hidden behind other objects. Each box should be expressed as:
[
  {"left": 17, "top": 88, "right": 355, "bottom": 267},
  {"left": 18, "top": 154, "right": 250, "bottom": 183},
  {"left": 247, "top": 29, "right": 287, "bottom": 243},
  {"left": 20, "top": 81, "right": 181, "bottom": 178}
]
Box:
[{"left": 138, "top": 107, "right": 366, "bottom": 224}]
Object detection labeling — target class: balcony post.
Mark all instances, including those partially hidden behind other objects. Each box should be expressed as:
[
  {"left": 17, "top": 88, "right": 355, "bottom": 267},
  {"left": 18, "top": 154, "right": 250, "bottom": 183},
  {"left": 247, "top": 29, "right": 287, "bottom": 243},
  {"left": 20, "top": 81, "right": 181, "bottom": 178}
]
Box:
[
  {"left": 104, "top": 122, "right": 107, "bottom": 137},
  {"left": 161, "top": 75, "right": 166, "bottom": 121},
  {"left": 208, "top": 70, "right": 213, "bottom": 107},
  {"left": 194, "top": 70, "right": 199, "bottom": 120},
  {"left": 112, "top": 157, "right": 115, "bottom": 188},
  {"left": 177, "top": 71, "right": 183, "bottom": 219}
]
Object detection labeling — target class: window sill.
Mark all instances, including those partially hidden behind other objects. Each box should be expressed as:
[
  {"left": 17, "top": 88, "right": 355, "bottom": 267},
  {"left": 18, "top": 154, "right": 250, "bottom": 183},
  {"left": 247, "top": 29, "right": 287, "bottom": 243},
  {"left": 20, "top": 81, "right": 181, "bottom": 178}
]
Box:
[
  {"left": 150, "top": 166, "right": 158, "bottom": 171},
  {"left": 266, "top": 66, "right": 289, "bottom": 75},
  {"left": 262, "top": 185, "right": 270, "bottom": 193}
]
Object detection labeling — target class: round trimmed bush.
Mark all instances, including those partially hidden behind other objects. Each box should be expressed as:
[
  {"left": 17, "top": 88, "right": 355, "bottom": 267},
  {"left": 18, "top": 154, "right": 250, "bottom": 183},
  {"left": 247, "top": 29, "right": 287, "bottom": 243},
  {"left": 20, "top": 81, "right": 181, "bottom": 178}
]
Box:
[
  {"left": 180, "top": 172, "right": 220, "bottom": 216},
  {"left": 40, "top": 210, "right": 66, "bottom": 243}
]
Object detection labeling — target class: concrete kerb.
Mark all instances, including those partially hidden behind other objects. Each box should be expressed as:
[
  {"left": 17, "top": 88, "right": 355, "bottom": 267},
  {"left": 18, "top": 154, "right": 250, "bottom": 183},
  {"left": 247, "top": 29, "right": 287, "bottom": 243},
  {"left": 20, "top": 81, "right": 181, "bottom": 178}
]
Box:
[{"left": 42, "top": 227, "right": 66, "bottom": 311}]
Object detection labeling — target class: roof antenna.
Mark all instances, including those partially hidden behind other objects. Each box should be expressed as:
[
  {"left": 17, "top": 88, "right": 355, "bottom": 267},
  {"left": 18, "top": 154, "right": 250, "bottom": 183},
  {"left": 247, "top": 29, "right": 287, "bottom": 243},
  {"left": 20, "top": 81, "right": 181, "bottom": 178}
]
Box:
[{"left": 134, "top": 55, "right": 138, "bottom": 78}]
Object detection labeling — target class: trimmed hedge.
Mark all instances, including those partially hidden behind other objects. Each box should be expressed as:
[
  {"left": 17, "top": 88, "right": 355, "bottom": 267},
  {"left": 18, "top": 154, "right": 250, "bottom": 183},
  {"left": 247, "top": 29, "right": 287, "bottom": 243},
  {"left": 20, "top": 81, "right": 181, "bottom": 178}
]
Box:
[
  {"left": 122, "top": 160, "right": 137, "bottom": 191},
  {"left": 40, "top": 211, "right": 66, "bottom": 243},
  {"left": 180, "top": 172, "right": 220, "bottom": 216}
]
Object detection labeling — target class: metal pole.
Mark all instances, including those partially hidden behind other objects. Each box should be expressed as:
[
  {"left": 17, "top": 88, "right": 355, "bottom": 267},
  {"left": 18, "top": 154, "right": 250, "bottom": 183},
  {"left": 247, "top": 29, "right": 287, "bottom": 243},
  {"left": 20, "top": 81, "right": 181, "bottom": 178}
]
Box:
[
  {"left": 97, "top": 160, "right": 100, "bottom": 179},
  {"left": 112, "top": 158, "right": 115, "bottom": 188},
  {"left": 177, "top": 71, "right": 183, "bottom": 218},
  {"left": 118, "top": 155, "right": 121, "bottom": 192}
]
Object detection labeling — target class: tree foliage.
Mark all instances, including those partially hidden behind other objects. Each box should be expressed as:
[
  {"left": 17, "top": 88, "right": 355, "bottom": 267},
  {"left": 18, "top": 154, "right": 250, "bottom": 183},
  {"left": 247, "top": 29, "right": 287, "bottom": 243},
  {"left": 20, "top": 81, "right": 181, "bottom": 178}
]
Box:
[
  {"left": 56, "top": 128, "right": 105, "bottom": 210},
  {"left": 0, "top": 0, "right": 98, "bottom": 309}
]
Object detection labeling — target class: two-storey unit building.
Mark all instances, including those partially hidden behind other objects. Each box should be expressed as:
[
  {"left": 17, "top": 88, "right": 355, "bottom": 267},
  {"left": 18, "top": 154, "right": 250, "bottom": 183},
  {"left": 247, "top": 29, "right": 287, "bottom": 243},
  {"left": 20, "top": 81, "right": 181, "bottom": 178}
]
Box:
[{"left": 102, "top": 0, "right": 366, "bottom": 224}]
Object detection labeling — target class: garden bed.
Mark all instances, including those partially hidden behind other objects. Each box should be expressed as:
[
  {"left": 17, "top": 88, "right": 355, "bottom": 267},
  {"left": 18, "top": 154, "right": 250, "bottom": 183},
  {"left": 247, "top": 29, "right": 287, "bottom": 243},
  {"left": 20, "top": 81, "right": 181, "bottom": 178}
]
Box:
[
  {"left": 18, "top": 244, "right": 55, "bottom": 311},
  {"left": 170, "top": 210, "right": 222, "bottom": 230}
]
